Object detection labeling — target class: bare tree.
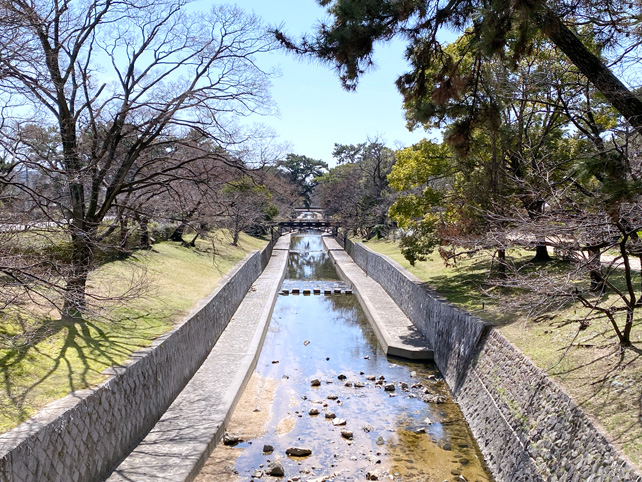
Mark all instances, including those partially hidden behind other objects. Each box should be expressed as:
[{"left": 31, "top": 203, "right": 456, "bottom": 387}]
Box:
[
  {"left": 0, "top": 1, "right": 275, "bottom": 322},
  {"left": 218, "top": 173, "right": 277, "bottom": 246}
]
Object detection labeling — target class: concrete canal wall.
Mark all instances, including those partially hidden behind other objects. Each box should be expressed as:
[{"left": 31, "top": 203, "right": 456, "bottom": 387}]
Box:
[
  {"left": 0, "top": 236, "right": 280, "bottom": 482},
  {"left": 342, "top": 238, "right": 642, "bottom": 482}
]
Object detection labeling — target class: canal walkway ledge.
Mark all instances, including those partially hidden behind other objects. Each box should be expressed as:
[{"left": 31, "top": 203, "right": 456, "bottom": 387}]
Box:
[
  {"left": 105, "top": 234, "right": 291, "bottom": 482},
  {"left": 323, "top": 236, "right": 434, "bottom": 360}
]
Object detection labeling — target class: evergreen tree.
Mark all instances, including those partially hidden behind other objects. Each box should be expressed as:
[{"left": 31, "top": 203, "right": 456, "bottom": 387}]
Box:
[{"left": 276, "top": 0, "right": 642, "bottom": 136}]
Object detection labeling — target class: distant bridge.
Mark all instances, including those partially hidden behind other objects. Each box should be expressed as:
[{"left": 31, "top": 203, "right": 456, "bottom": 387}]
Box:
[
  {"left": 274, "top": 212, "right": 337, "bottom": 234},
  {"left": 276, "top": 219, "right": 333, "bottom": 229}
]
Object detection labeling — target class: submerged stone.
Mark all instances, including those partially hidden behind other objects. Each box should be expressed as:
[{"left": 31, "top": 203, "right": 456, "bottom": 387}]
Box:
[
  {"left": 266, "top": 461, "right": 284, "bottom": 476},
  {"left": 286, "top": 447, "right": 312, "bottom": 457},
  {"left": 223, "top": 433, "right": 241, "bottom": 446}
]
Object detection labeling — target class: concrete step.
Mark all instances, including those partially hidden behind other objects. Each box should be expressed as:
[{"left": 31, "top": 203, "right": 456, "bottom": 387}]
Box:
[
  {"left": 322, "top": 236, "right": 434, "bottom": 361},
  {"left": 280, "top": 288, "right": 352, "bottom": 295}
]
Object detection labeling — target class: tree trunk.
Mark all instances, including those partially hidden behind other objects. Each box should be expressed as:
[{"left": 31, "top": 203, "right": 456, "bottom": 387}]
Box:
[
  {"left": 61, "top": 230, "right": 94, "bottom": 323},
  {"left": 232, "top": 214, "right": 240, "bottom": 246},
  {"left": 587, "top": 246, "right": 606, "bottom": 292},
  {"left": 531, "top": 244, "right": 552, "bottom": 262},
  {"left": 628, "top": 232, "right": 642, "bottom": 298},
  {"left": 170, "top": 222, "right": 187, "bottom": 243},
  {"left": 189, "top": 221, "right": 207, "bottom": 247},
  {"left": 495, "top": 248, "right": 507, "bottom": 279},
  {"left": 189, "top": 232, "right": 199, "bottom": 247},
  {"left": 119, "top": 217, "right": 130, "bottom": 252},
  {"left": 138, "top": 216, "right": 152, "bottom": 250},
  {"left": 534, "top": 5, "right": 642, "bottom": 137},
  {"left": 622, "top": 309, "right": 633, "bottom": 347},
  {"left": 171, "top": 201, "right": 204, "bottom": 244}
]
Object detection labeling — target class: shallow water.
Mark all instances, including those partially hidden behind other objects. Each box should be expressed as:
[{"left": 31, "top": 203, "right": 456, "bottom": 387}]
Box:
[{"left": 196, "top": 233, "right": 494, "bottom": 482}]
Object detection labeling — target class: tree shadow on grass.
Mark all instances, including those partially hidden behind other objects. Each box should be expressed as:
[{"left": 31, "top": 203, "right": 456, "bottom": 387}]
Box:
[
  {"left": 0, "top": 317, "right": 150, "bottom": 431},
  {"left": 416, "top": 257, "right": 527, "bottom": 326},
  {"left": 418, "top": 258, "right": 488, "bottom": 296},
  {"left": 417, "top": 252, "right": 642, "bottom": 463}
]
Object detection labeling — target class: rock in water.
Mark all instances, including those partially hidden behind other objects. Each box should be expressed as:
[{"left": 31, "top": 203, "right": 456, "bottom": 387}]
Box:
[
  {"left": 223, "top": 433, "right": 241, "bottom": 446},
  {"left": 384, "top": 384, "right": 395, "bottom": 392},
  {"left": 263, "top": 444, "right": 274, "bottom": 453},
  {"left": 286, "top": 447, "right": 312, "bottom": 457},
  {"left": 366, "top": 470, "right": 380, "bottom": 480},
  {"left": 266, "top": 461, "right": 285, "bottom": 476},
  {"left": 310, "top": 378, "right": 321, "bottom": 387},
  {"left": 341, "top": 430, "right": 353, "bottom": 440}
]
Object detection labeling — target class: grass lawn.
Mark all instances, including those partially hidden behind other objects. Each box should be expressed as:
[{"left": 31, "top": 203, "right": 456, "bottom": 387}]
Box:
[
  {"left": 0, "top": 231, "right": 267, "bottom": 433},
  {"left": 363, "top": 237, "right": 642, "bottom": 469}
]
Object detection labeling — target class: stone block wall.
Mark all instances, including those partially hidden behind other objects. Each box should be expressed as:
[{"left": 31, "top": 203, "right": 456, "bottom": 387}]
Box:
[
  {"left": 344, "top": 239, "right": 642, "bottom": 482},
  {"left": 0, "top": 238, "right": 278, "bottom": 482}
]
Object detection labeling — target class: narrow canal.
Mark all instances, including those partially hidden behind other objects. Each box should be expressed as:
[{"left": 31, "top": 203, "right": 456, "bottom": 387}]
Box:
[{"left": 195, "top": 233, "right": 494, "bottom": 482}]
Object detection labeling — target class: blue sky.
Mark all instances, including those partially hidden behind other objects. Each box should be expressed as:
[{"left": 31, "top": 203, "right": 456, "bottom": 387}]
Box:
[{"left": 229, "top": 0, "right": 431, "bottom": 165}]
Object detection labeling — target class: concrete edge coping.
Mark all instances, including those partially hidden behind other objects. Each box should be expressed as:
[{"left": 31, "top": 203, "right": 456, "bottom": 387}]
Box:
[
  {"left": 105, "top": 234, "right": 291, "bottom": 482},
  {"left": 98, "top": 246, "right": 265, "bottom": 376},
  {"left": 352, "top": 240, "right": 479, "bottom": 316},
  {"left": 322, "top": 236, "right": 433, "bottom": 361}
]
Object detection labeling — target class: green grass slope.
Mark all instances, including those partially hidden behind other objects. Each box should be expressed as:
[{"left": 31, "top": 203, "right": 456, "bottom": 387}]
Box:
[
  {"left": 0, "top": 231, "right": 267, "bottom": 433},
  {"left": 363, "top": 238, "right": 642, "bottom": 468}
]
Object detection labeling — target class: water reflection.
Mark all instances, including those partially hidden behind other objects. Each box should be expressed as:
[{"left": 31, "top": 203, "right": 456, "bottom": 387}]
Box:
[
  {"left": 285, "top": 251, "right": 338, "bottom": 281},
  {"left": 205, "top": 233, "right": 494, "bottom": 481}
]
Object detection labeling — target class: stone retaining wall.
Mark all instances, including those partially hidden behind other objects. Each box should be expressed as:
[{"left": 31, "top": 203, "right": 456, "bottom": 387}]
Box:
[
  {"left": 0, "top": 237, "right": 279, "bottom": 482},
  {"left": 343, "top": 238, "right": 642, "bottom": 482}
]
